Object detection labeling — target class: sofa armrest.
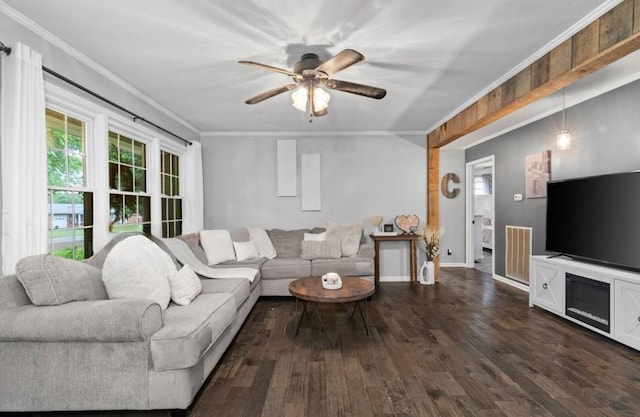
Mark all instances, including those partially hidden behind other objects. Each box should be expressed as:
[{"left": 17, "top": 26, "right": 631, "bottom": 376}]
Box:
[
  {"left": 358, "top": 244, "right": 375, "bottom": 259},
  {"left": 0, "top": 299, "right": 162, "bottom": 342}
]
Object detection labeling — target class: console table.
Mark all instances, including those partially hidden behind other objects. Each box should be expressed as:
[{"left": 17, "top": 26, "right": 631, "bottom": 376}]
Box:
[{"left": 371, "top": 234, "right": 420, "bottom": 285}]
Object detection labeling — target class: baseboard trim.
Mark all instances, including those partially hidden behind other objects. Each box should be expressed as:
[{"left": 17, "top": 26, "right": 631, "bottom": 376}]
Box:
[
  {"left": 493, "top": 274, "right": 529, "bottom": 293},
  {"left": 440, "top": 262, "right": 467, "bottom": 268},
  {"left": 379, "top": 275, "right": 410, "bottom": 282}
]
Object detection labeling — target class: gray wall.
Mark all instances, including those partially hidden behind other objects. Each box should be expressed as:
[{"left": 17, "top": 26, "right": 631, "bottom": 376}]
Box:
[
  {"left": 465, "top": 78, "right": 640, "bottom": 278},
  {"left": 202, "top": 134, "right": 427, "bottom": 280},
  {"left": 439, "top": 149, "right": 466, "bottom": 265}
]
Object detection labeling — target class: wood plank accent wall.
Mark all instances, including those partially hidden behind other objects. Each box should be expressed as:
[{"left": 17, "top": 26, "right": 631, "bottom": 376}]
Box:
[
  {"left": 427, "top": 0, "right": 640, "bottom": 149},
  {"left": 426, "top": 1, "right": 640, "bottom": 282}
]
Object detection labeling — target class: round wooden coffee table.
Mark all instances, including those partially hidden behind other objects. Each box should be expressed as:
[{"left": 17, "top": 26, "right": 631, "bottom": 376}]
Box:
[{"left": 289, "top": 276, "right": 375, "bottom": 347}]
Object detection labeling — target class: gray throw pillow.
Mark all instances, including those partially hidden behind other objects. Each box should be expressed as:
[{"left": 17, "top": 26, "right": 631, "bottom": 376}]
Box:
[
  {"left": 300, "top": 240, "right": 342, "bottom": 260},
  {"left": 268, "top": 229, "right": 310, "bottom": 258},
  {"left": 16, "top": 254, "right": 107, "bottom": 306}
]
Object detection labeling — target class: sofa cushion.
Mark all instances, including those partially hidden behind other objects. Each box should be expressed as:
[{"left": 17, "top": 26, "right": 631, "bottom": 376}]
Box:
[
  {"left": 0, "top": 275, "right": 31, "bottom": 310},
  {"left": 300, "top": 240, "right": 341, "bottom": 260},
  {"left": 168, "top": 265, "right": 202, "bottom": 306},
  {"left": 311, "top": 257, "right": 374, "bottom": 277},
  {"left": 268, "top": 229, "right": 309, "bottom": 258},
  {"left": 233, "top": 240, "right": 259, "bottom": 261},
  {"left": 230, "top": 227, "right": 250, "bottom": 242},
  {"left": 248, "top": 228, "right": 277, "bottom": 259},
  {"left": 261, "top": 258, "right": 311, "bottom": 279},
  {"left": 15, "top": 254, "right": 107, "bottom": 306},
  {"left": 178, "top": 232, "right": 208, "bottom": 264},
  {"left": 200, "top": 230, "right": 236, "bottom": 266},
  {"left": 102, "top": 235, "right": 174, "bottom": 310},
  {"left": 150, "top": 292, "right": 236, "bottom": 370},
  {"left": 304, "top": 231, "right": 326, "bottom": 241},
  {"left": 326, "top": 222, "right": 363, "bottom": 257},
  {"left": 200, "top": 277, "right": 250, "bottom": 308}
]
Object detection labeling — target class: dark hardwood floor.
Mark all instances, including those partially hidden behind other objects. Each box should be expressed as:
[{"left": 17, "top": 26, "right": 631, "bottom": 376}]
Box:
[
  {"left": 7, "top": 268, "right": 640, "bottom": 417},
  {"left": 187, "top": 267, "right": 640, "bottom": 417}
]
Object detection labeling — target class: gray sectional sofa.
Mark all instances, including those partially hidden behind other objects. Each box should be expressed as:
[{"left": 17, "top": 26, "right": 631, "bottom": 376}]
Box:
[{"left": 0, "top": 227, "right": 374, "bottom": 412}]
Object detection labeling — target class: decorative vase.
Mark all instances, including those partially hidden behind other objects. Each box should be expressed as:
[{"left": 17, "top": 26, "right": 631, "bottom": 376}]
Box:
[{"left": 419, "top": 260, "right": 435, "bottom": 285}]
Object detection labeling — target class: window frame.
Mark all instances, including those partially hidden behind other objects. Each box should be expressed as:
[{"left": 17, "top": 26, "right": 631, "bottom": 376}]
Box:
[{"left": 44, "top": 82, "right": 188, "bottom": 250}]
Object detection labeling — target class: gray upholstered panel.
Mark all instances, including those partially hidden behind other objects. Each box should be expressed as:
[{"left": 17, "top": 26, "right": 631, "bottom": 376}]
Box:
[
  {"left": 0, "top": 275, "right": 31, "bottom": 310},
  {"left": 267, "top": 228, "right": 310, "bottom": 258},
  {"left": 178, "top": 232, "right": 209, "bottom": 264},
  {"left": 230, "top": 227, "right": 250, "bottom": 242},
  {"left": 300, "top": 240, "right": 342, "bottom": 260},
  {"left": 311, "top": 257, "right": 374, "bottom": 277},
  {"left": 148, "top": 285, "right": 260, "bottom": 409},
  {"left": 150, "top": 293, "right": 236, "bottom": 371},
  {"left": 260, "top": 258, "right": 311, "bottom": 279},
  {"left": 0, "top": 299, "right": 162, "bottom": 342},
  {"left": 0, "top": 341, "right": 151, "bottom": 411},
  {"left": 358, "top": 244, "right": 375, "bottom": 259},
  {"left": 217, "top": 257, "right": 267, "bottom": 269},
  {"left": 199, "top": 277, "right": 250, "bottom": 308},
  {"left": 15, "top": 254, "right": 107, "bottom": 305}
]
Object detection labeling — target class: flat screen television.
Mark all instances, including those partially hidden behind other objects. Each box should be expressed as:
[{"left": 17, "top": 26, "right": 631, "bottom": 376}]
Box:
[{"left": 546, "top": 171, "right": 640, "bottom": 272}]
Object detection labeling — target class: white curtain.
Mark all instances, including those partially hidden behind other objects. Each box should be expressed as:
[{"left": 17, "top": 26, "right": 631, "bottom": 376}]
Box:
[
  {"left": 182, "top": 141, "right": 204, "bottom": 233},
  {"left": 0, "top": 43, "right": 48, "bottom": 275}
]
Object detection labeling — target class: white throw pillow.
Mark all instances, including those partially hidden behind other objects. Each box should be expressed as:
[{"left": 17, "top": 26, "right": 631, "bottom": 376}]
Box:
[
  {"left": 304, "top": 232, "right": 326, "bottom": 241},
  {"left": 326, "top": 222, "right": 363, "bottom": 257},
  {"left": 247, "top": 227, "right": 277, "bottom": 259},
  {"left": 168, "top": 265, "right": 202, "bottom": 306},
  {"left": 233, "top": 240, "right": 259, "bottom": 261},
  {"left": 200, "top": 230, "right": 236, "bottom": 266},
  {"left": 102, "top": 235, "right": 174, "bottom": 310}
]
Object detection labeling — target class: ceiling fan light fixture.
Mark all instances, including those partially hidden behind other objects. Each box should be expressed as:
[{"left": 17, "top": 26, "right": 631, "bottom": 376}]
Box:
[
  {"left": 312, "top": 87, "right": 330, "bottom": 111},
  {"left": 291, "top": 86, "right": 308, "bottom": 111}
]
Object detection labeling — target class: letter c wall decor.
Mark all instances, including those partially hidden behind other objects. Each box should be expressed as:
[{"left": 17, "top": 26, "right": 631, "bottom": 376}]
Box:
[{"left": 441, "top": 173, "right": 460, "bottom": 198}]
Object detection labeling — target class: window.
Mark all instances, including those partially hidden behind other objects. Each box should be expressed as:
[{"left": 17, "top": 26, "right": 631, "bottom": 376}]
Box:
[
  {"left": 46, "top": 108, "right": 94, "bottom": 259},
  {"left": 108, "top": 131, "right": 151, "bottom": 234},
  {"left": 474, "top": 174, "right": 492, "bottom": 196},
  {"left": 161, "top": 150, "right": 182, "bottom": 238}
]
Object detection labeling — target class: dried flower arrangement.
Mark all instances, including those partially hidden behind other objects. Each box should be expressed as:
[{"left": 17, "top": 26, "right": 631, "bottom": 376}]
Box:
[{"left": 420, "top": 226, "right": 440, "bottom": 261}]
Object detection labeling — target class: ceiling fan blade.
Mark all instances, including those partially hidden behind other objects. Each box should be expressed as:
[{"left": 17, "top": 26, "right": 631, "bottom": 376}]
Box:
[
  {"left": 315, "top": 49, "right": 364, "bottom": 76},
  {"left": 239, "top": 60, "right": 301, "bottom": 78},
  {"left": 245, "top": 84, "right": 298, "bottom": 104},
  {"left": 325, "top": 79, "right": 387, "bottom": 99}
]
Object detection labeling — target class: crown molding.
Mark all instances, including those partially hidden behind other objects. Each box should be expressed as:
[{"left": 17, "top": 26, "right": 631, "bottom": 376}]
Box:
[
  {"left": 0, "top": 1, "right": 200, "bottom": 135},
  {"left": 200, "top": 130, "right": 427, "bottom": 138}
]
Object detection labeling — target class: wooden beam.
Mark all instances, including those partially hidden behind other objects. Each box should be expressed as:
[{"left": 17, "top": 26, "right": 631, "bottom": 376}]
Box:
[
  {"left": 428, "top": 0, "right": 640, "bottom": 149},
  {"left": 427, "top": 146, "right": 440, "bottom": 282}
]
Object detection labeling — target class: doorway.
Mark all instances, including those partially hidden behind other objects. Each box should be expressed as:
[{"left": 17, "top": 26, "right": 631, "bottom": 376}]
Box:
[{"left": 465, "top": 156, "right": 495, "bottom": 275}]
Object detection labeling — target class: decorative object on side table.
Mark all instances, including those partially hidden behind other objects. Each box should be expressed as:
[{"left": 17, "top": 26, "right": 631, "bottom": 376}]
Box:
[
  {"left": 383, "top": 224, "right": 394, "bottom": 233},
  {"left": 418, "top": 226, "right": 439, "bottom": 285},
  {"left": 369, "top": 215, "right": 383, "bottom": 234},
  {"left": 394, "top": 214, "right": 420, "bottom": 234}
]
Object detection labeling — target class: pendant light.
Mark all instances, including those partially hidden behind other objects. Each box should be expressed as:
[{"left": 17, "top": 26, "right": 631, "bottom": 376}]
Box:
[{"left": 557, "top": 88, "right": 571, "bottom": 150}]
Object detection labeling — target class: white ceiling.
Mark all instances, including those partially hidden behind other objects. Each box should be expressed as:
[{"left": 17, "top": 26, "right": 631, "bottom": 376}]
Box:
[{"left": 2, "top": 0, "right": 631, "bottom": 140}]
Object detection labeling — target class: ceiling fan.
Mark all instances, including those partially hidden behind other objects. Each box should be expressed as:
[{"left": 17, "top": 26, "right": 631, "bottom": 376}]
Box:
[{"left": 239, "top": 49, "right": 386, "bottom": 118}]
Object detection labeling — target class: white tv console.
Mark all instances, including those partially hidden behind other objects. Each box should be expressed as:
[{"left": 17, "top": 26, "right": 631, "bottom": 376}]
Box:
[{"left": 530, "top": 255, "right": 640, "bottom": 351}]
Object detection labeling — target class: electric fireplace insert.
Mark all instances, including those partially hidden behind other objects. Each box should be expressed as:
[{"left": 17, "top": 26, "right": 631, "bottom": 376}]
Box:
[{"left": 565, "top": 273, "right": 610, "bottom": 333}]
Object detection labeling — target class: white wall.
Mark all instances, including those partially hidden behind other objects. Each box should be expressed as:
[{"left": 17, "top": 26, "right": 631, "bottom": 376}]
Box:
[{"left": 201, "top": 134, "right": 427, "bottom": 281}]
